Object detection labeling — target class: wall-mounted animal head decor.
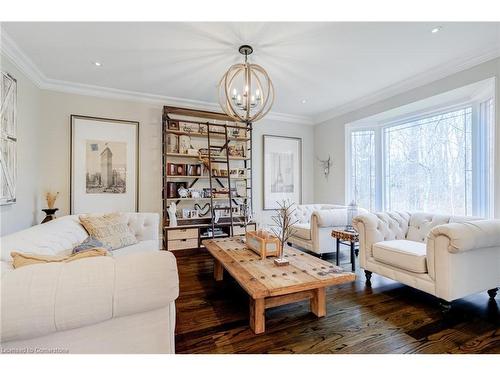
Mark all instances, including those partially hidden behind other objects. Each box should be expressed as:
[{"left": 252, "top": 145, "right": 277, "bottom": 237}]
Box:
[{"left": 317, "top": 155, "right": 333, "bottom": 178}]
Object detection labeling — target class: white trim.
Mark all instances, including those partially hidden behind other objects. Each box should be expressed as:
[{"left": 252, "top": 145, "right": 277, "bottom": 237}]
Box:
[
  {"left": 315, "top": 46, "right": 500, "bottom": 125},
  {"left": 0, "top": 30, "right": 313, "bottom": 126}
]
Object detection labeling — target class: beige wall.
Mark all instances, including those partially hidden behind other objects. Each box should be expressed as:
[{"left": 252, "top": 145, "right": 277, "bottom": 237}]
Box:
[
  {"left": 39, "top": 91, "right": 163, "bottom": 217},
  {"left": 0, "top": 62, "right": 314, "bottom": 235},
  {"left": 0, "top": 55, "right": 42, "bottom": 235},
  {"left": 40, "top": 90, "right": 314, "bottom": 228},
  {"left": 314, "top": 57, "right": 500, "bottom": 218}
]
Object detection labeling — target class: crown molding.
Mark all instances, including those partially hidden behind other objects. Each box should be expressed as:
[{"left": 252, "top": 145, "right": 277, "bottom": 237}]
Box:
[
  {"left": 314, "top": 45, "right": 500, "bottom": 125},
  {"left": 0, "top": 29, "right": 313, "bottom": 126},
  {"left": 0, "top": 30, "right": 46, "bottom": 87}
]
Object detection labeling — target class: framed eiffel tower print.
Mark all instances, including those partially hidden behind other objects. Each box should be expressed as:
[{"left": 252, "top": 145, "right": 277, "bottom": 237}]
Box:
[
  {"left": 0, "top": 72, "right": 17, "bottom": 206},
  {"left": 263, "top": 135, "right": 302, "bottom": 210}
]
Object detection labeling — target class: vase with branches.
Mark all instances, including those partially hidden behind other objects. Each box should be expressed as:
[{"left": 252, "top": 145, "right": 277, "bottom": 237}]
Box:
[
  {"left": 41, "top": 191, "right": 60, "bottom": 224},
  {"left": 269, "top": 200, "right": 298, "bottom": 266}
]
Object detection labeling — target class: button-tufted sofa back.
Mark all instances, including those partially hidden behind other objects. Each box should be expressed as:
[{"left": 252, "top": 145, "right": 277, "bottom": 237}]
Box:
[
  {"left": 290, "top": 204, "right": 346, "bottom": 224},
  {"left": 355, "top": 211, "right": 483, "bottom": 246},
  {"left": 1, "top": 212, "right": 159, "bottom": 262}
]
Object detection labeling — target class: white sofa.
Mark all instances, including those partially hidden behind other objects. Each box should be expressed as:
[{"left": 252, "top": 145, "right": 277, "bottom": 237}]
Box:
[
  {"left": 288, "top": 204, "right": 367, "bottom": 256},
  {"left": 353, "top": 211, "right": 500, "bottom": 307},
  {"left": 0, "top": 213, "right": 179, "bottom": 354}
]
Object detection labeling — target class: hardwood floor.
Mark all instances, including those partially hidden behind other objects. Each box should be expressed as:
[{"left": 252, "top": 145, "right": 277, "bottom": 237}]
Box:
[{"left": 173, "top": 248, "right": 500, "bottom": 354}]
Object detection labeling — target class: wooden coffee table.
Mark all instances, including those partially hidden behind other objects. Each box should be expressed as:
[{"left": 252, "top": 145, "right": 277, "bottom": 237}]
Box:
[{"left": 203, "top": 237, "right": 356, "bottom": 334}]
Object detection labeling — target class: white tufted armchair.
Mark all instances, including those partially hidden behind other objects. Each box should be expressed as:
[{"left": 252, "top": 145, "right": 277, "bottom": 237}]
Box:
[
  {"left": 353, "top": 211, "right": 500, "bottom": 308},
  {"left": 288, "top": 204, "right": 368, "bottom": 256},
  {"left": 1, "top": 213, "right": 179, "bottom": 354}
]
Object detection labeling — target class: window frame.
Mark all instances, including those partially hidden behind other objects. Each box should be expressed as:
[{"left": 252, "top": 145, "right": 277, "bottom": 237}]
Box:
[{"left": 346, "top": 95, "right": 495, "bottom": 217}]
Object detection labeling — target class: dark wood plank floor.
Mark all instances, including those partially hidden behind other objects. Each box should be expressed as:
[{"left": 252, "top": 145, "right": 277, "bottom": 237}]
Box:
[{"left": 173, "top": 247, "right": 500, "bottom": 354}]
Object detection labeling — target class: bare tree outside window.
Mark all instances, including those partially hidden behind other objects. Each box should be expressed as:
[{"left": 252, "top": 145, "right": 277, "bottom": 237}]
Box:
[{"left": 384, "top": 108, "right": 472, "bottom": 215}]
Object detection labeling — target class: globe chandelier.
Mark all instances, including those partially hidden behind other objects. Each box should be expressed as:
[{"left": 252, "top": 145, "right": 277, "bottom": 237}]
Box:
[{"left": 218, "top": 45, "right": 275, "bottom": 123}]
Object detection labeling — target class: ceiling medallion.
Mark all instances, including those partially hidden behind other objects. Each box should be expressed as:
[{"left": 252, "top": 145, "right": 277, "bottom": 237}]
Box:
[{"left": 218, "top": 45, "right": 275, "bottom": 123}]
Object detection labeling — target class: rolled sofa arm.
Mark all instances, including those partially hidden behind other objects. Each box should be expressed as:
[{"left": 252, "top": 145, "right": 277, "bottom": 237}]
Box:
[
  {"left": 311, "top": 209, "right": 348, "bottom": 228},
  {"left": 352, "top": 213, "right": 384, "bottom": 256},
  {"left": 312, "top": 208, "right": 370, "bottom": 228},
  {"left": 1, "top": 251, "right": 178, "bottom": 343},
  {"left": 429, "top": 220, "right": 500, "bottom": 253}
]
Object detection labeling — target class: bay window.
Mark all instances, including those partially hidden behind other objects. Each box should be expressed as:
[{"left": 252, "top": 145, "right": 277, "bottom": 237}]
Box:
[{"left": 347, "top": 91, "right": 494, "bottom": 217}]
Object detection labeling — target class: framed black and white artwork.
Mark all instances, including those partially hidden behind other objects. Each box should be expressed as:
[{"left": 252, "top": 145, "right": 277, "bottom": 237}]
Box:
[
  {"left": 263, "top": 135, "right": 302, "bottom": 210},
  {"left": 0, "top": 72, "right": 17, "bottom": 206},
  {"left": 70, "top": 115, "right": 139, "bottom": 214}
]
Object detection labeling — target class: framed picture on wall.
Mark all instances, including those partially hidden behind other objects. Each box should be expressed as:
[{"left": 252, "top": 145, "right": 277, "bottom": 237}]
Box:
[
  {"left": 263, "top": 135, "right": 302, "bottom": 210},
  {"left": 70, "top": 115, "right": 139, "bottom": 214},
  {"left": 0, "top": 72, "right": 17, "bottom": 206}
]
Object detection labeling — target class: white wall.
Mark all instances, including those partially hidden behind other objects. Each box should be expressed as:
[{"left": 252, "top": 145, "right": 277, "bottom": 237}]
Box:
[
  {"left": 314, "top": 57, "right": 500, "bottom": 218},
  {"left": 0, "top": 55, "right": 42, "bottom": 235},
  {"left": 0, "top": 69, "right": 314, "bottom": 235}
]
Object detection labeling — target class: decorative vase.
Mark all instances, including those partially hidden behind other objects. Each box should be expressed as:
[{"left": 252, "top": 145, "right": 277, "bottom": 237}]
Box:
[
  {"left": 273, "top": 241, "right": 289, "bottom": 266},
  {"left": 41, "top": 208, "right": 58, "bottom": 224}
]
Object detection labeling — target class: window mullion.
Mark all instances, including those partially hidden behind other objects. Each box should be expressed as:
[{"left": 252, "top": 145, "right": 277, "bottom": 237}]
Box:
[{"left": 375, "top": 127, "right": 384, "bottom": 211}]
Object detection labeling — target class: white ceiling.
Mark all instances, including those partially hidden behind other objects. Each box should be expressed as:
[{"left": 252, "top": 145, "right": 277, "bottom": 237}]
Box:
[{"left": 1, "top": 22, "right": 500, "bottom": 123}]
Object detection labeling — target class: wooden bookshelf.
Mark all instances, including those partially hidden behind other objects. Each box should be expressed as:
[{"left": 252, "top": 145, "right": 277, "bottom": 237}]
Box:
[{"left": 162, "top": 106, "right": 255, "bottom": 250}]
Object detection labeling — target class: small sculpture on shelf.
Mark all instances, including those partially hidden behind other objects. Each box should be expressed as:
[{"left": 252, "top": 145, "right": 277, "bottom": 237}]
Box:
[
  {"left": 168, "top": 202, "right": 177, "bottom": 227},
  {"left": 41, "top": 191, "right": 60, "bottom": 224},
  {"left": 177, "top": 187, "right": 189, "bottom": 198},
  {"left": 269, "top": 200, "right": 298, "bottom": 266}
]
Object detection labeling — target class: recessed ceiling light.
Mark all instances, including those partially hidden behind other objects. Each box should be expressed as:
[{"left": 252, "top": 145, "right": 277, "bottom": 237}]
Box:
[
  {"left": 431, "top": 26, "right": 442, "bottom": 34},
  {"left": 301, "top": 99, "right": 307, "bottom": 104},
  {"left": 93, "top": 61, "right": 102, "bottom": 67}
]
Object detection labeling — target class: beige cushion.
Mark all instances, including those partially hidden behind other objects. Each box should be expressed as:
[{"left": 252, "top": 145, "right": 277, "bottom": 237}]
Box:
[
  {"left": 372, "top": 240, "right": 427, "bottom": 274},
  {"left": 79, "top": 213, "right": 138, "bottom": 250},
  {"left": 292, "top": 223, "right": 311, "bottom": 240}
]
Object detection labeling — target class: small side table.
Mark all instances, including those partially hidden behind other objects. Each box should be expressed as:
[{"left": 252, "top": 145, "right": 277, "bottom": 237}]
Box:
[{"left": 331, "top": 228, "right": 359, "bottom": 272}]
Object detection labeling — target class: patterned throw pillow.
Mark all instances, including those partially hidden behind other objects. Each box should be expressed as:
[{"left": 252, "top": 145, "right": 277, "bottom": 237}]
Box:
[
  {"left": 79, "top": 213, "right": 138, "bottom": 250},
  {"left": 72, "top": 236, "right": 111, "bottom": 254}
]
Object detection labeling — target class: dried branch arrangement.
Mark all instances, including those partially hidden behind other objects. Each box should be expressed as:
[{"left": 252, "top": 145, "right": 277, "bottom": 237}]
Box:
[
  {"left": 45, "top": 192, "right": 59, "bottom": 209},
  {"left": 269, "top": 200, "right": 299, "bottom": 266}
]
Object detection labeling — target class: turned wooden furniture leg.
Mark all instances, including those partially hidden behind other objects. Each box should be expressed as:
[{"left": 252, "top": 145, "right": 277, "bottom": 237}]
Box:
[
  {"left": 439, "top": 299, "right": 452, "bottom": 314},
  {"left": 310, "top": 287, "right": 326, "bottom": 317},
  {"left": 487, "top": 288, "right": 498, "bottom": 299},
  {"left": 249, "top": 297, "right": 265, "bottom": 334},
  {"left": 364, "top": 270, "right": 372, "bottom": 284},
  {"left": 213, "top": 259, "right": 224, "bottom": 281}
]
